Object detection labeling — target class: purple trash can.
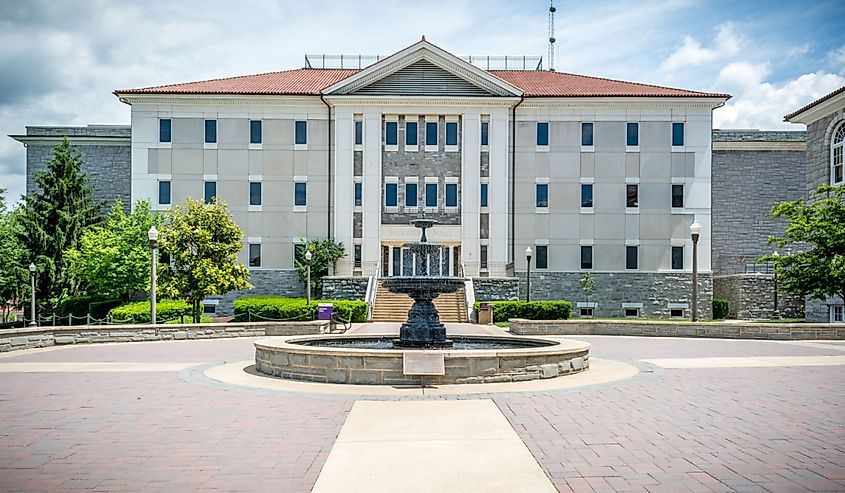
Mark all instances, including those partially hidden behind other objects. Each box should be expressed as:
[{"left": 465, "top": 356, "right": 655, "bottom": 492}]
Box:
[{"left": 317, "top": 303, "right": 333, "bottom": 320}]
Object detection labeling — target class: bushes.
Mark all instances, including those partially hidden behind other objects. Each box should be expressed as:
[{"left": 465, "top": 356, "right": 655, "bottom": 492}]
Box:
[
  {"left": 473, "top": 300, "right": 572, "bottom": 321},
  {"left": 59, "top": 294, "right": 119, "bottom": 317},
  {"left": 233, "top": 296, "right": 368, "bottom": 323},
  {"left": 108, "top": 300, "right": 192, "bottom": 323},
  {"left": 713, "top": 299, "right": 730, "bottom": 320}
]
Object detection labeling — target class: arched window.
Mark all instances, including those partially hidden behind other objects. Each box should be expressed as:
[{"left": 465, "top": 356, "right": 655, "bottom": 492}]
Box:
[{"left": 833, "top": 122, "right": 845, "bottom": 185}]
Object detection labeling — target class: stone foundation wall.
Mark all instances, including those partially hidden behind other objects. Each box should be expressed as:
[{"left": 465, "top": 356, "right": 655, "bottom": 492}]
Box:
[
  {"left": 509, "top": 319, "right": 844, "bottom": 340},
  {"left": 806, "top": 297, "right": 842, "bottom": 323},
  {"left": 713, "top": 274, "right": 804, "bottom": 320},
  {"left": 214, "top": 269, "right": 304, "bottom": 315},
  {"left": 472, "top": 277, "right": 520, "bottom": 301},
  {"left": 322, "top": 277, "right": 369, "bottom": 300}
]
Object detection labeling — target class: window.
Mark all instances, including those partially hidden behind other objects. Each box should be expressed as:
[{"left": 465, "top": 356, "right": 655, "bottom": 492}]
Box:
[
  {"left": 405, "top": 183, "right": 418, "bottom": 207},
  {"left": 250, "top": 120, "right": 262, "bottom": 144},
  {"left": 626, "top": 246, "right": 638, "bottom": 270},
  {"left": 354, "top": 182, "right": 362, "bottom": 207},
  {"left": 249, "top": 182, "right": 262, "bottom": 206},
  {"left": 385, "top": 183, "right": 398, "bottom": 207},
  {"left": 294, "top": 243, "right": 306, "bottom": 264},
  {"left": 354, "top": 244, "right": 362, "bottom": 269},
  {"left": 480, "top": 183, "right": 488, "bottom": 207},
  {"left": 536, "top": 122, "right": 549, "bottom": 146},
  {"left": 580, "top": 307, "right": 594, "bottom": 317},
  {"left": 625, "top": 308, "right": 639, "bottom": 317},
  {"left": 480, "top": 245, "right": 488, "bottom": 270},
  {"left": 406, "top": 121, "right": 418, "bottom": 146},
  {"left": 581, "top": 184, "right": 593, "bottom": 208},
  {"left": 158, "top": 181, "right": 171, "bottom": 205},
  {"left": 294, "top": 182, "right": 307, "bottom": 206},
  {"left": 295, "top": 121, "right": 307, "bottom": 145},
  {"left": 425, "top": 183, "right": 438, "bottom": 207},
  {"left": 445, "top": 183, "right": 458, "bottom": 207},
  {"left": 627, "top": 122, "right": 639, "bottom": 146},
  {"left": 203, "top": 303, "right": 216, "bottom": 315},
  {"left": 672, "top": 122, "right": 684, "bottom": 146},
  {"left": 159, "top": 119, "right": 171, "bottom": 143},
  {"left": 580, "top": 246, "right": 593, "bottom": 269},
  {"left": 670, "top": 308, "right": 685, "bottom": 318},
  {"left": 671, "top": 246, "right": 684, "bottom": 270},
  {"left": 385, "top": 121, "right": 398, "bottom": 146},
  {"left": 354, "top": 121, "right": 363, "bottom": 146},
  {"left": 536, "top": 184, "right": 548, "bottom": 208},
  {"left": 672, "top": 184, "right": 684, "bottom": 208},
  {"left": 536, "top": 245, "right": 548, "bottom": 269},
  {"left": 204, "top": 181, "right": 216, "bottom": 204},
  {"left": 481, "top": 122, "right": 489, "bottom": 146},
  {"left": 832, "top": 122, "right": 844, "bottom": 185},
  {"left": 446, "top": 122, "right": 458, "bottom": 146},
  {"left": 581, "top": 122, "right": 593, "bottom": 146},
  {"left": 626, "top": 184, "right": 639, "bottom": 208},
  {"left": 426, "top": 122, "right": 438, "bottom": 146},
  {"left": 249, "top": 244, "right": 261, "bottom": 267},
  {"left": 205, "top": 119, "right": 217, "bottom": 144},
  {"left": 832, "top": 305, "right": 844, "bottom": 323}
]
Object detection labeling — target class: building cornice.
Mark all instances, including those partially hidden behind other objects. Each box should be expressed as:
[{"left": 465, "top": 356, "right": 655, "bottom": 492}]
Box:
[
  {"left": 9, "top": 135, "right": 130, "bottom": 146},
  {"left": 323, "top": 95, "right": 521, "bottom": 107},
  {"left": 712, "top": 141, "right": 806, "bottom": 151},
  {"left": 784, "top": 87, "right": 845, "bottom": 124},
  {"left": 518, "top": 96, "right": 727, "bottom": 109},
  {"left": 115, "top": 93, "right": 324, "bottom": 106}
]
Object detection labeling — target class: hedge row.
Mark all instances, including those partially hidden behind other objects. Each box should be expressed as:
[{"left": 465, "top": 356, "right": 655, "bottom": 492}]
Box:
[
  {"left": 473, "top": 300, "right": 572, "bottom": 321},
  {"left": 712, "top": 299, "right": 730, "bottom": 320},
  {"left": 108, "top": 300, "right": 192, "bottom": 323},
  {"left": 233, "top": 296, "right": 368, "bottom": 323},
  {"left": 59, "top": 294, "right": 122, "bottom": 319}
]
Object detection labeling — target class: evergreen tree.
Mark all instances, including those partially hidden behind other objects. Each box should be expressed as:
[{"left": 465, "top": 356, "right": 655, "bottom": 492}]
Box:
[
  {"left": 17, "top": 138, "right": 102, "bottom": 309},
  {"left": 0, "top": 189, "right": 28, "bottom": 322}
]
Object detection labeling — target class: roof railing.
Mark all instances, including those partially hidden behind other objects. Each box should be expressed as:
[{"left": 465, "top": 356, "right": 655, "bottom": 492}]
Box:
[{"left": 304, "top": 54, "right": 543, "bottom": 71}]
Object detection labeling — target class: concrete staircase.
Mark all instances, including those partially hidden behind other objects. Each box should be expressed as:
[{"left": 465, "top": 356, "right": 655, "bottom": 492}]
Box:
[{"left": 371, "top": 280, "right": 468, "bottom": 323}]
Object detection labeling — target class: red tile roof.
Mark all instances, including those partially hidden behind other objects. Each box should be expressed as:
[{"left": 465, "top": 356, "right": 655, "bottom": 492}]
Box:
[
  {"left": 783, "top": 85, "right": 845, "bottom": 121},
  {"left": 115, "top": 68, "right": 728, "bottom": 99}
]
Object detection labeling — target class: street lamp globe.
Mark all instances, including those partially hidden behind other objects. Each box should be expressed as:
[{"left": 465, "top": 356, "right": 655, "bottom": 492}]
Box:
[
  {"left": 689, "top": 221, "right": 701, "bottom": 238},
  {"left": 525, "top": 246, "right": 532, "bottom": 260},
  {"left": 29, "top": 263, "right": 36, "bottom": 273},
  {"left": 305, "top": 250, "right": 313, "bottom": 262},
  {"left": 148, "top": 225, "right": 158, "bottom": 242}
]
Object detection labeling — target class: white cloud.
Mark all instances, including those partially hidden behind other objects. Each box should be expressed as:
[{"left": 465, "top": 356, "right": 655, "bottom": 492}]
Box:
[
  {"left": 662, "top": 22, "right": 742, "bottom": 71},
  {"left": 715, "top": 61, "right": 770, "bottom": 93},
  {"left": 827, "top": 43, "right": 845, "bottom": 74}
]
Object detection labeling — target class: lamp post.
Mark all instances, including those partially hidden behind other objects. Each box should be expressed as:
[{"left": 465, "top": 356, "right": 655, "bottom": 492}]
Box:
[
  {"left": 148, "top": 226, "right": 158, "bottom": 325},
  {"left": 305, "top": 250, "right": 313, "bottom": 305},
  {"left": 28, "top": 263, "right": 36, "bottom": 327},
  {"left": 772, "top": 250, "right": 780, "bottom": 316},
  {"left": 525, "top": 247, "right": 533, "bottom": 303},
  {"left": 690, "top": 221, "right": 701, "bottom": 322}
]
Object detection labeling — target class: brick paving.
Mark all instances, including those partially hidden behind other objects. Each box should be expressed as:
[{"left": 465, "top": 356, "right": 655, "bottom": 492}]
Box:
[{"left": 0, "top": 335, "right": 843, "bottom": 492}]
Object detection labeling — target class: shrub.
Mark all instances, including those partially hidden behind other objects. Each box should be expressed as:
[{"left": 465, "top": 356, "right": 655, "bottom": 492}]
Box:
[
  {"left": 233, "top": 296, "right": 368, "bottom": 323},
  {"left": 108, "top": 299, "right": 192, "bottom": 323},
  {"left": 59, "top": 294, "right": 118, "bottom": 317},
  {"left": 713, "top": 299, "right": 730, "bottom": 319},
  {"left": 473, "top": 300, "right": 572, "bottom": 321}
]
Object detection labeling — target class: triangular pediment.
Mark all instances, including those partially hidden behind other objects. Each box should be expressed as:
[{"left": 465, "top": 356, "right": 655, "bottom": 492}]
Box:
[{"left": 322, "top": 39, "right": 522, "bottom": 97}]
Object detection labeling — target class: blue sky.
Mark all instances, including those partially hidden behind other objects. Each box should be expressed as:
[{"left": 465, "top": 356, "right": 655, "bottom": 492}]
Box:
[{"left": 1, "top": 0, "right": 844, "bottom": 204}]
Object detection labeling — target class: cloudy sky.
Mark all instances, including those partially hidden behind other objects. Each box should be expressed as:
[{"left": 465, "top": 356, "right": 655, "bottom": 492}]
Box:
[{"left": 2, "top": 0, "right": 844, "bottom": 205}]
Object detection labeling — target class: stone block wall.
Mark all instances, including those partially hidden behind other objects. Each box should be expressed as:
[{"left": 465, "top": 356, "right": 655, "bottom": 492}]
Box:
[
  {"left": 806, "top": 111, "right": 844, "bottom": 193},
  {"left": 215, "top": 269, "right": 305, "bottom": 316},
  {"left": 321, "top": 277, "right": 369, "bottom": 300},
  {"left": 713, "top": 274, "right": 804, "bottom": 320},
  {"left": 806, "top": 297, "right": 841, "bottom": 323},
  {"left": 472, "top": 277, "right": 520, "bottom": 301}
]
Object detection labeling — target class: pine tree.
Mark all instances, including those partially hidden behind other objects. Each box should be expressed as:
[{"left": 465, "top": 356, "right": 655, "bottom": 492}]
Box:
[
  {"left": 17, "top": 138, "right": 102, "bottom": 310},
  {"left": 0, "top": 189, "right": 28, "bottom": 322}
]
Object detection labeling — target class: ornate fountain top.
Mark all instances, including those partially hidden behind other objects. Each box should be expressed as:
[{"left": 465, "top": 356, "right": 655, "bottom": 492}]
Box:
[{"left": 410, "top": 216, "right": 438, "bottom": 243}]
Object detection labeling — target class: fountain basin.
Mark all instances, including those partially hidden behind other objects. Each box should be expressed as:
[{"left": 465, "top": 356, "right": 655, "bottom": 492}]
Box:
[{"left": 254, "top": 334, "right": 590, "bottom": 385}]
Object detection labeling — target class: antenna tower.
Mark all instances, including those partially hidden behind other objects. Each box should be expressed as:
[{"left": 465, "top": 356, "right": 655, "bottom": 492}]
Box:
[{"left": 548, "top": 1, "right": 556, "bottom": 72}]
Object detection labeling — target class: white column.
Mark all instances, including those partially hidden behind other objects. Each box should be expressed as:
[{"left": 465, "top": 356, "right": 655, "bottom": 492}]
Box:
[
  {"left": 362, "top": 111, "right": 382, "bottom": 269},
  {"left": 488, "top": 107, "right": 510, "bottom": 268},
  {"left": 461, "top": 111, "right": 481, "bottom": 277},
  {"left": 334, "top": 109, "right": 354, "bottom": 275}
]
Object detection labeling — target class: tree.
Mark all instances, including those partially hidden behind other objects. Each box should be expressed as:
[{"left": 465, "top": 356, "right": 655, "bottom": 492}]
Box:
[
  {"left": 580, "top": 272, "right": 595, "bottom": 306},
  {"left": 158, "top": 197, "right": 251, "bottom": 322},
  {"left": 0, "top": 189, "right": 29, "bottom": 322},
  {"left": 66, "top": 200, "right": 163, "bottom": 301},
  {"left": 16, "top": 137, "right": 102, "bottom": 309},
  {"left": 294, "top": 239, "right": 346, "bottom": 297},
  {"left": 760, "top": 184, "right": 845, "bottom": 307}
]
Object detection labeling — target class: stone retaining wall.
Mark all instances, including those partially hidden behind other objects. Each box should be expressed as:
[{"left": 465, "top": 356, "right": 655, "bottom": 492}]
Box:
[
  {"left": 472, "top": 277, "right": 520, "bottom": 301},
  {"left": 322, "top": 277, "right": 369, "bottom": 300},
  {"left": 0, "top": 321, "right": 327, "bottom": 353},
  {"left": 713, "top": 274, "right": 804, "bottom": 320},
  {"left": 509, "top": 319, "right": 844, "bottom": 340}
]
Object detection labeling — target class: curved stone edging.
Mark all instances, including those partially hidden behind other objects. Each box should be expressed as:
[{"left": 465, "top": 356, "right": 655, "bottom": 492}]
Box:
[{"left": 254, "top": 334, "right": 590, "bottom": 385}]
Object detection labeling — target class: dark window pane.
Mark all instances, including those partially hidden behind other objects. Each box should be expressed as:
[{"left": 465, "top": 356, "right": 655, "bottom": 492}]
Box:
[
  {"left": 158, "top": 181, "right": 171, "bottom": 205},
  {"left": 446, "top": 122, "right": 458, "bottom": 146},
  {"left": 354, "top": 121, "right": 363, "bottom": 145},
  {"left": 672, "top": 122, "right": 684, "bottom": 146},
  {"left": 580, "top": 246, "right": 592, "bottom": 269},
  {"left": 672, "top": 184, "right": 684, "bottom": 208},
  {"left": 294, "top": 243, "right": 306, "bottom": 263},
  {"left": 405, "top": 183, "right": 417, "bottom": 207},
  {"left": 627, "top": 122, "right": 638, "bottom": 146},
  {"left": 445, "top": 184, "right": 458, "bottom": 207},
  {"left": 536, "top": 122, "right": 548, "bottom": 146},
  {"left": 294, "top": 182, "right": 307, "bottom": 206},
  {"left": 250, "top": 120, "right": 262, "bottom": 144},
  {"left": 249, "top": 182, "right": 262, "bottom": 206},
  {"left": 581, "top": 122, "right": 593, "bottom": 146},
  {"left": 536, "top": 184, "right": 548, "bottom": 208},
  {"left": 581, "top": 184, "right": 593, "bottom": 208},
  {"left": 354, "top": 183, "right": 362, "bottom": 207},
  {"left": 670, "top": 308, "right": 684, "bottom": 318},
  {"left": 426, "top": 122, "right": 438, "bottom": 146},
  {"left": 295, "top": 121, "right": 307, "bottom": 144},
  {"left": 626, "top": 246, "right": 638, "bottom": 270},
  {"left": 385, "top": 183, "right": 397, "bottom": 207},
  {"left": 481, "top": 122, "right": 489, "bottom": 146},
  {"left": 480, "top": 183, "right": 488, "bottom": 207},
  {"left": 204, "top": 181, "right": 216, "bottom": 204},
  {"left": 425, "top": 183, "right": 437, "bottom": 207},
  {"left": 672, "top": 246, "right": 684, "bottom": 269},
  {"left": 205, "top": 120, "right": 217, "bottom": 143},
  {"left": 626, "top": 184, "right": 638, "bottom": 208},
  {"left": 385, "top": 121, "right": 398, "bottom": 146},
  {"left": 480, "top": 245, "right": 488, "bottom": 269},
  {"left": 159, "top": 119, "right": 171, "bottom": 143},
  {"left": 354, "top": 244, "right": 362, "bottom": 268},
  {"left": 406, "top": 121, "right": 417, "bottom": 146},
  {"left": 536, "top": 245, "right": 548, "bottom": 269},
  {"left": 625, "top": 308, "right": 638, "bottom": 317},
  {"left": 249, "top": 244, "right": 261, "bottom": 267}
]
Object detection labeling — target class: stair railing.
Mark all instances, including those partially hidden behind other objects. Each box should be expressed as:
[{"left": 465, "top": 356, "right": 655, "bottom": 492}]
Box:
[
  {"left": 463, "top": 268, "right": 476, "bottom": 323},
  {"left": 365, "top": 259, "right": 380, "bottom": 321}
]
